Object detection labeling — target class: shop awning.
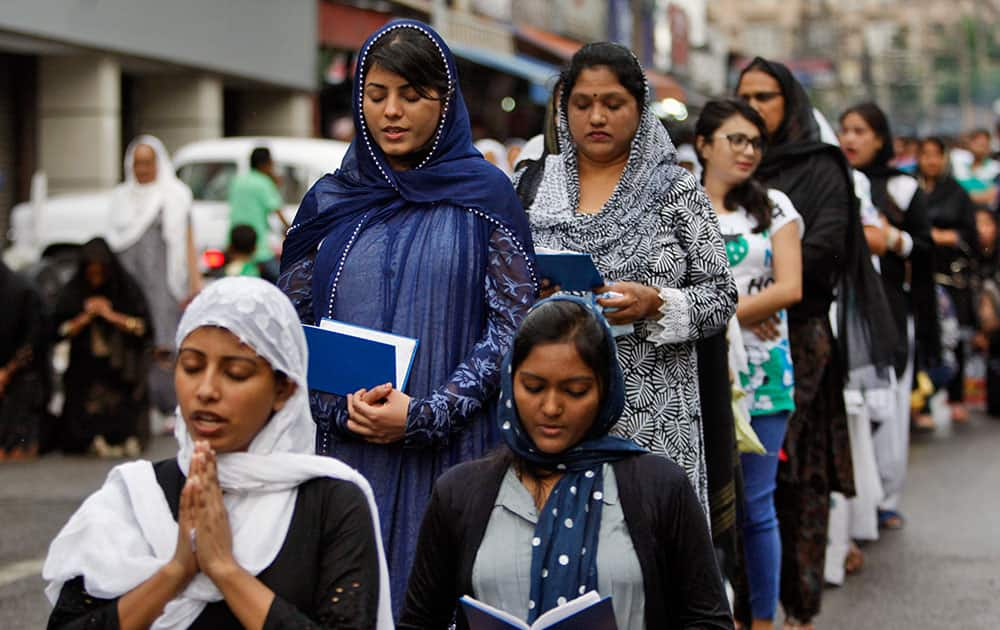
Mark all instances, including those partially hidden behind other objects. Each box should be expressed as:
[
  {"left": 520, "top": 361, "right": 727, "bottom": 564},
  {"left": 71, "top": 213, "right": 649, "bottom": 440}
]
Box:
[
  {"left": 515, "top": 24, "right": 687, "bottom": 103},
  {"left": 450, "top": 43, "right": 560, "bottom": 104},
  {"left": 515, "top": 24, "right": 583, "bottom": 61},
  {"left": 646, "top": 70, "right": 686, "bottom": 103},
  {"left": 318, "top": 3, "right": 390, "bottom": 50}
]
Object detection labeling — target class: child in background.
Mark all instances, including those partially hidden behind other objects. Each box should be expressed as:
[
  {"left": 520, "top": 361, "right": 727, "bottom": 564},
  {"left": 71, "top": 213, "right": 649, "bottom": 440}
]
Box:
[{"left": 225, "top": 224, "right": 261, "bottom": 278}]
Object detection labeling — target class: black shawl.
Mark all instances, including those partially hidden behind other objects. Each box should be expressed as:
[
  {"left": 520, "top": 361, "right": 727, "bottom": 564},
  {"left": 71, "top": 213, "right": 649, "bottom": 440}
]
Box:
[
  {"left": 54, "top": 238, "right": 153, "bottom": 387},
  {"left": 738, "top": 58, "right": 897, "bottom": 377},
  {"left": 0, "top": 260, "right": 46, "bottom": 369},
  {"left": 923, "top": 175, "right": 978, "bottom": 277},
  {"left": 862, "top": 168, "right": 941, "bottom": 376}
]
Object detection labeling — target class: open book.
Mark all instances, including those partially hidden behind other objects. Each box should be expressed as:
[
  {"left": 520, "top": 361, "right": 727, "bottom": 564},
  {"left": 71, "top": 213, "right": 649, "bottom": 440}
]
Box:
[
  {"left": 302, "top": 318, "right": 418, "bottom": 396},
  {"left": 460, "top": 592, "right": 617, "bottom": 630},
  {"left": 534, "top": 247, "right": 604, "bottom": 292}
]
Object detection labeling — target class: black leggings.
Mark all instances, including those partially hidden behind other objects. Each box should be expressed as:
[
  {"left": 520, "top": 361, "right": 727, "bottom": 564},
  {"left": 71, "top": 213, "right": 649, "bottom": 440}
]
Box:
[{"left": 948, "top": 341, "right": 966, "bottom": 403}]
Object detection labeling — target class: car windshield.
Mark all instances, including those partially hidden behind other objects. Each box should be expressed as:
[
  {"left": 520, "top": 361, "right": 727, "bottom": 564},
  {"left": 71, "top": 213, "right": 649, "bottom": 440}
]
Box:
[
  {"left": 176, "top": 161, "right": 237, "bottom": 201},
  {"left": 177, "top": 160, "right": 309, "bottom": 205}
]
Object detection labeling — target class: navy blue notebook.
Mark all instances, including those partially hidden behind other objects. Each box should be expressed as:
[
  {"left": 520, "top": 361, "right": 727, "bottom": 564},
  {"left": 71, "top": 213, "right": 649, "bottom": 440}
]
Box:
[
  {"left": 460, "top": 592, "right": 617, "bottom": 630},
  {"left": 302, "top": 320, "right": 418, "bottom": 396},
  {"left": 535, "top": 251, "right": 604, "bottom": 292}
]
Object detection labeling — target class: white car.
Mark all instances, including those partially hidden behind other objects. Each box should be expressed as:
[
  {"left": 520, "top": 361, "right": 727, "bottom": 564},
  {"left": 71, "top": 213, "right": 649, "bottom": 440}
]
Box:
[{"left": 4, "top": 136, "right": 348, "bottom": 297}]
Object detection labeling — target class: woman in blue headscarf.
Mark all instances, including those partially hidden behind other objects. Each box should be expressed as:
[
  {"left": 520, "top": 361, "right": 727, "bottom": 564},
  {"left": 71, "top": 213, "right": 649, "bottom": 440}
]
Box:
[
  {"left": 278, "top": 20, "right": 537, "bottom": 611},
  {"left": 399, "top": 296, "right": 733, "bottom": 630}
]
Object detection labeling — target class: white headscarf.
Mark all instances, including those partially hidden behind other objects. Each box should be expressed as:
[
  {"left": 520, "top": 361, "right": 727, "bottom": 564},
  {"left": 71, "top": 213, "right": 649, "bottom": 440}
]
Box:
[
  {"left": 475, "top": 138, "right": 513, "bottom": 178},
  {"left": 43, "top": 277, "right": 393, "bottom": 629},
  {"left": 106, "top": 135, "right": 193, "bottom": 301}
]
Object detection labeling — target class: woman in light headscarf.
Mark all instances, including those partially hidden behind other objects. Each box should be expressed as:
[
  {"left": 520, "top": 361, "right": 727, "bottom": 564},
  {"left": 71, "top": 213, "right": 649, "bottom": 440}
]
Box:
[
  {"left": 44, "top": 277, "right": 392, "bottom": 629},
  {"left": 515, "top": 42, "right": 737, "bottom": 514},
  {"left": 108, "top": 135, "right": 202, "bottom": 416}
]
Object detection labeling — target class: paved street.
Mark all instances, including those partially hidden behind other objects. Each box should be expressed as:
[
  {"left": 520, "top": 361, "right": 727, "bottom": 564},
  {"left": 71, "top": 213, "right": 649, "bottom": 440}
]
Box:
[{"left": 2, "top": 415, "right": 999, "bottom": 628}]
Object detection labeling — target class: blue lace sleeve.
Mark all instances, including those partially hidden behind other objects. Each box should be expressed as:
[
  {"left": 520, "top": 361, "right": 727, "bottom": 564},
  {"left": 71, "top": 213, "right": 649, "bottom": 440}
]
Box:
[
  {"left": 403, "top": 228, "right": 536, "bottom": 447},
  {"left": 278, "top": 254, "right": 352, "bottom": 445}
]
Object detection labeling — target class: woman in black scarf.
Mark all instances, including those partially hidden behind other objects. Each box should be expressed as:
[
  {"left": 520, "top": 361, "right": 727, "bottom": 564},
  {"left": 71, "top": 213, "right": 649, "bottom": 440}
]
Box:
[
  {"left": 839, "top": 103, "right": 940, "bottom": 529},
  {"left": 917, "top": 137, "right": 978, "bottom": 423},
  {"left": 55, "top": 238, "right": 153, "bottom": 455},
  {"left": 736, "top": 58, "right": 859, "bottom": 629},
  {"left": 0, "top": 260, "right": 49, "bottom": 460}
]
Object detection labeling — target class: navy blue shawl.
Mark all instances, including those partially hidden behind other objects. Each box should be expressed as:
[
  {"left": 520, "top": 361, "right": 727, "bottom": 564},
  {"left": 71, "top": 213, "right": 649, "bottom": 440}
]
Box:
[{"left": 280, "top": 20, "right": 535, "bottom": 323}]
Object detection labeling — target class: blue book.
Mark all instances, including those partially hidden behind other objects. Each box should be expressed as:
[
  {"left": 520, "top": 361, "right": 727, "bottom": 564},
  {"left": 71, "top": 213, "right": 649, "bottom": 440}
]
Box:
[
  {"left": 460, "top": 592, "right": 617, "bottom": 630},
  {"left": 302, "top": 319, "right": 418, "bottom": 396},
  {"left": 535, "top": 249, "right": 604, "bottom": 292}
]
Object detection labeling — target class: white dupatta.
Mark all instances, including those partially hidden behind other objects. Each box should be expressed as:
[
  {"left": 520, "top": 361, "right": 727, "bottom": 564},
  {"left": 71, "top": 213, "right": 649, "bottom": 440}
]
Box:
[
  {"left": 106, "top": 135, "right": 193, "bottom": 301},
  {"left": 43, "top": 277, "right": 393, "bottom": 629}
]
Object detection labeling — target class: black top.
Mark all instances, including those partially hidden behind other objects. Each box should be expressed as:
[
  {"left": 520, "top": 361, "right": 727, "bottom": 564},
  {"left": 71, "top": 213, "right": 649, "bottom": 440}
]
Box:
[
  {"left": 0, "top": 260, "right": 46, "bottom": 369},
  {"left": 398, "top": 452, "right": 734, "bottom": 630},
  {"left": 759, "top": 147, "right": 855, "bottom": 323},
  {"left": 923, "top": 175, "right": 978, "bottom": 278},
  {"left": 869, "top": 173, "right": 941, "bottom": 375},
  {"left": 47, "top": 459, "right": 380, "bottom": 630}
]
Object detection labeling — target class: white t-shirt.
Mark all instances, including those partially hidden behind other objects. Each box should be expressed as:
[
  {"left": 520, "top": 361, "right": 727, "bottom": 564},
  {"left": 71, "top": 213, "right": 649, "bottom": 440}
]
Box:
[{"left": 716, "top": 189, "right": 804, "bottom": 415}]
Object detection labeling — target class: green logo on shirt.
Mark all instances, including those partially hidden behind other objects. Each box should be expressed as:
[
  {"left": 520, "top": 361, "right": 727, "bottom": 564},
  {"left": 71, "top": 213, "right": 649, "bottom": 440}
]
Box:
[{"left": 724, "top": 234, "right": 749, "bottom": 266}]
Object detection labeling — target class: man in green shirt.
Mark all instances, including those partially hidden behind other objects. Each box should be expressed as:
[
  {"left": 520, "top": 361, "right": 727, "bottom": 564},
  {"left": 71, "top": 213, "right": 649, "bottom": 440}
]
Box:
[{"left": 228, "top": 147, "right": 288, "bottom": 281}]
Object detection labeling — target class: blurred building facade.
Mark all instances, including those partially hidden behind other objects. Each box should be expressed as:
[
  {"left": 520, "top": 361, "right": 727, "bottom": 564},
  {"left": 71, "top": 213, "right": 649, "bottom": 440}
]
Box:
[
  {"left": 710, "top": 0, "right": 1000, "bottom": 134},
  {"left": 0, "top": 0, "right": 317, "bottom": 240},
  {"left": 318, "top": 0, "right": 698, "bottom": 142}
]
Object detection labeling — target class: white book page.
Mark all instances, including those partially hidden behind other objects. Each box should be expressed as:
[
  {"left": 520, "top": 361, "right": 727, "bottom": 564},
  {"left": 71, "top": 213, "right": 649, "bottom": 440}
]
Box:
[
  {"left": 533, "top": 591, "right": 602, "bottom": 629},
  {"left": 318, "top": 318, "right": 418, "bottom": 388},
  {"left": 460, "top": 596, "right": 530, "bottom": 630},
  {"left": 535, "top": 246, "right": 584, "bottom": 256}
]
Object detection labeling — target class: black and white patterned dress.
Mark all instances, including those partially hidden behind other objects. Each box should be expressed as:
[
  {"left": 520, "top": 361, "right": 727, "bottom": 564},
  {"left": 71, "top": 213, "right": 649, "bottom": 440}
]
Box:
[{"left": 519, "top": 104, "right": 736, "bottom": 512}]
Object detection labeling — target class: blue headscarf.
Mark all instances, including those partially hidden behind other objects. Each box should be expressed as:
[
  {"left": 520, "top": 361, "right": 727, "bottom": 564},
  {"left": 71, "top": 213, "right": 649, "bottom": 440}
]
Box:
[
  {"left": 497, "top": 295, "right": 644, "bottom": 621},
  {"left": 280, "top": 20, "right": 536, "bottom": 323}
]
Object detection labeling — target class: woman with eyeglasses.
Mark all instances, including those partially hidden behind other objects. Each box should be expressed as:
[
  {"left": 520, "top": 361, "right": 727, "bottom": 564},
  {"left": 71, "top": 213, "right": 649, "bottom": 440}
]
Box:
[
  {"left": 695, "top": 100, "right": 802, "bottom": 630},
  {"left": 735, "top": 58, "right": 861, "bottom": 630}
]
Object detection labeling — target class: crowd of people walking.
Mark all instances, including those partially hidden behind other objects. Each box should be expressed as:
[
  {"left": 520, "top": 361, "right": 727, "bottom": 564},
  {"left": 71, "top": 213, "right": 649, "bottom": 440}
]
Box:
[{"left": 0, "top": 15, "right": 994, "bottom": 630}]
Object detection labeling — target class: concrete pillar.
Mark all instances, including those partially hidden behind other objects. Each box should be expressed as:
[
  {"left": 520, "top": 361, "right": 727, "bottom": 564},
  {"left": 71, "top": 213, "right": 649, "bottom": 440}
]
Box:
[
  {"left": 237, "top": 91, "right": 313, "bottom": 138},
  {"left": 136, "top": 75, "right": 223, "bottom": 154},
  {"left": 0, "top": 58, "right": 14, "bottom": 242},
  {"left": 38, "top": 55, "right": 120, "bottom": 195}
]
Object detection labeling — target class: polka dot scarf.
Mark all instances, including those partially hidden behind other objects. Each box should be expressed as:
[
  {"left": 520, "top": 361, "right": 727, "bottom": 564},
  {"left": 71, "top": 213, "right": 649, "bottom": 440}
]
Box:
[{"left": 498, "top": 295, "right": 645, "bottom": 621}]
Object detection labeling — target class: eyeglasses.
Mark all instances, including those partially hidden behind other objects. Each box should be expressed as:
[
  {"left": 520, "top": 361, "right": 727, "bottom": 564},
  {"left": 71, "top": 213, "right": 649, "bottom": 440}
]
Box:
[
  {"left": 717, "top": 133, "right": 764, "bottom": 153},
  {"left": 739, "top": 91, "right": 782, "bottom": 104}
]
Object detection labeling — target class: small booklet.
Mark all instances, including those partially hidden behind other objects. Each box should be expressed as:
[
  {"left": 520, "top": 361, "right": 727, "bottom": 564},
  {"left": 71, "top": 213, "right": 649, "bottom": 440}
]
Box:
[
  {"left": 302, "top": 318, "right": 418, "bottom": 396},
  {"left": 460, "top": 592, "right": 617, "bottom": 630},
  {"left": 535, "top": 247, "right": 604, "bottom": 292}
]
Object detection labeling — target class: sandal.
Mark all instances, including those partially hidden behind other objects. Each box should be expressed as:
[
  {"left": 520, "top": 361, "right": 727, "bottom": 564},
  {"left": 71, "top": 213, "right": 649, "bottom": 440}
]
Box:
[
  {"left": 911, "top": 413, "right": 935, "bottom": 434},
  {"left": 878, "top": 509, "right": 905, "bottom": 530},
  {"left": 844, "top": 542, "right": 865, "bottom": 574},
  {"left": 950, "top": 403, "right": 970, "bottom": 424}
]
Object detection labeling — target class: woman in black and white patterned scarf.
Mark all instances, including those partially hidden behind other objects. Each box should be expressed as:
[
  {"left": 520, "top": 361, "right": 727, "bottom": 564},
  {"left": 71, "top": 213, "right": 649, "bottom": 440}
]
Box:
[{"left": 515, "top": 42, "right": 736, "bottom": 513}]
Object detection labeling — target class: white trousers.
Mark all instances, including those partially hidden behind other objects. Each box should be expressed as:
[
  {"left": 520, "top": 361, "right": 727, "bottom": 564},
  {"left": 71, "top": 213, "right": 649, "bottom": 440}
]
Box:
[
  {"left": 825, "top": 389, "right": 885, "bottom": 585},
  {"left": 874, "top": 317, "right": 914, "bottom": 512}
]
